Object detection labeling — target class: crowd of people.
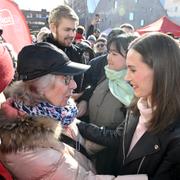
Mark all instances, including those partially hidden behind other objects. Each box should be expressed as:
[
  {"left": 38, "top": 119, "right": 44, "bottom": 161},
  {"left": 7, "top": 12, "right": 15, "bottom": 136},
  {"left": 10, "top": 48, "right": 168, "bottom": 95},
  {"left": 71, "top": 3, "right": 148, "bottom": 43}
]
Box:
[{"left": 0, "top": 4, "right": 180, "bottom": 180}]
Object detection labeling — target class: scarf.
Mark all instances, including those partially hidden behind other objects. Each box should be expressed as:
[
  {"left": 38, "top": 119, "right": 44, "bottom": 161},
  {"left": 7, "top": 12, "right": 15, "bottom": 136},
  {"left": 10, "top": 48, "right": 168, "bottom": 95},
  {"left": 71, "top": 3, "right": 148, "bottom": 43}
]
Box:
[
  {"left": 137, "top": 97, "right": 153, "bottom": 123},
  {"left": 13, "top": 98, "right": 78, "bottom": 127},
  {"left": 128, "top": 97, "right": 153, "bottom": 154},
  {"left": 104, "top": 65, "right": 134, "bottom": 106}
]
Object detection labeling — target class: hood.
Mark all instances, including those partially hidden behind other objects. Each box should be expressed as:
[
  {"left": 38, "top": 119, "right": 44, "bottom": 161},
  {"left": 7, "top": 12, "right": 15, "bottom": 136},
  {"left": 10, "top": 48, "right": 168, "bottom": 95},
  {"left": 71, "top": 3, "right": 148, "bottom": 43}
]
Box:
[{"left": 0, "top": 115, "right": 62, "bottom": 153}]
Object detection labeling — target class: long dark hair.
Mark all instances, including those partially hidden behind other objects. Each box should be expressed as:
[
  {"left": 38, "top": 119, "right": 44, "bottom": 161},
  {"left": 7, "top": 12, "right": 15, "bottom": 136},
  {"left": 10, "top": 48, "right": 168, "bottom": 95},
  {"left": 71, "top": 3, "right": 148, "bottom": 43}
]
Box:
[
  {"left": 129, "top": 32, "right": 180, "bottom": 132},
  {"left": 107, "top": 34, "right": 138, "bottom": 57}
]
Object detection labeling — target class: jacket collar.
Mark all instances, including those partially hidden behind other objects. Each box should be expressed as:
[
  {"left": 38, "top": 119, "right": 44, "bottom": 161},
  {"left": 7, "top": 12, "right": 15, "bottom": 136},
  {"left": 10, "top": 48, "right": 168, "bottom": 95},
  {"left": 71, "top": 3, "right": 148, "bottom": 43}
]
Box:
[
  {"left": 45, "top": 33, "right": 74, "bottom": 52},
  {"left": 124, "top": 113, "right": 160, "bottom": 164}
]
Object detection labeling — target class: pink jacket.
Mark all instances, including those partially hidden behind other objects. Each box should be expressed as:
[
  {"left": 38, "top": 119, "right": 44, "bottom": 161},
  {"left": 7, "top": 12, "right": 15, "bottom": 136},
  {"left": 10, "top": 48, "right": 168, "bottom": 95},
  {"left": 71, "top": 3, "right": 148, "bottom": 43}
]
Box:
[{"left": 0, "top": 115, "right": 147, "bottom": 180}]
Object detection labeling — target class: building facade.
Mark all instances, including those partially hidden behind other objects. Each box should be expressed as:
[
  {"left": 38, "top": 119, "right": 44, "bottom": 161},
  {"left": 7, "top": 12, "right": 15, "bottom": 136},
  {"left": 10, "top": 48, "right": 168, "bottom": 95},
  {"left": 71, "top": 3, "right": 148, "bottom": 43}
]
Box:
[
  {"left": 21, "top": 0, "right": 179, "bottom": 33},
  {"left": 94, "top": 0, "right": 167, "bottom": 30},
  {"left": 67, "top": 0, "right": 88, "bottom": 27},
  {"left": 22, "top": 9, "right": 49, "bottom": 33},
  {"left": 164, "top": 0, "right": 180, "bottom": 25}
]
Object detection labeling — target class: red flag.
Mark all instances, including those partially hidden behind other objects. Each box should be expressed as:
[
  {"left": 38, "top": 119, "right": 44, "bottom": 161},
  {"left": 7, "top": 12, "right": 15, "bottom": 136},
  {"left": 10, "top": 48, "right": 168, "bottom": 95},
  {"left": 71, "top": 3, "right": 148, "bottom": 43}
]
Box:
[{"left": 0, "top": 0, "right": 32, "bottom": 54}]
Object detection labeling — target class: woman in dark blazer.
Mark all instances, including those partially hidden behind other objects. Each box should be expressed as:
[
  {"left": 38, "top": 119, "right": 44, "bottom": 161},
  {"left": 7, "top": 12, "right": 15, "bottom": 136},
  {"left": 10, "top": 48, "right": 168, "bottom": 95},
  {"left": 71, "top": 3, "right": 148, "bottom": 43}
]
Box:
[{"left": 77, "top": 32, "right": 180, "bottom": 180}]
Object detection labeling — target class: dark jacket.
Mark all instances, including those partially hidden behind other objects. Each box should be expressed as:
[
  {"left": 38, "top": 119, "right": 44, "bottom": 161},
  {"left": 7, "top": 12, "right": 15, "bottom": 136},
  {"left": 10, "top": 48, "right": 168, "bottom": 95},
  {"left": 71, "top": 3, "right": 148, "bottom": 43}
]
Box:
[
  {"left": 79, "top": 54, "right": 107, "bottom": 102},
  {"left": 77, "top": 111, "right": 180, "bottom": 180},
  {"left": 86, "top": 24, "right": 94, "bottom": 39},
  {"left": 44, "top": 33, "right": 83, "bottom": 63},
  {"left": 43, "top": 33, "right": 84, "bottom": 92}
]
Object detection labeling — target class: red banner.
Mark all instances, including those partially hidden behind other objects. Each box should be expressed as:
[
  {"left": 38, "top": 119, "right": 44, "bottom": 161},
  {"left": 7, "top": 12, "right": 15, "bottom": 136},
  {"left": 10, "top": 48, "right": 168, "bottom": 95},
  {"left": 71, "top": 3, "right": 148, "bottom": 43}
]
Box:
[{"left": 0, "top": 0, "right": 32, "bottom": 54}]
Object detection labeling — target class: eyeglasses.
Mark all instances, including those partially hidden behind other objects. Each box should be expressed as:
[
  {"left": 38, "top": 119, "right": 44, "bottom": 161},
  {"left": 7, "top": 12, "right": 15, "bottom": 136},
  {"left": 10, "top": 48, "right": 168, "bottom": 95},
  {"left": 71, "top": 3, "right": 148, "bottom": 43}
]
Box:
[
  {"left": 96, "top": 43, "right": 105, "bottom": 48},
  {"left": 64, "top": 75, "right": 73, "bottom": 85}
]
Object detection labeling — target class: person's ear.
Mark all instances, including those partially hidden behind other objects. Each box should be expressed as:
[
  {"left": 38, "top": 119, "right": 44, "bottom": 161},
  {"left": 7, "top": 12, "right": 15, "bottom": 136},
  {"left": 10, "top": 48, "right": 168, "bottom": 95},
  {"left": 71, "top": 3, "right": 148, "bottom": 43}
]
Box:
[{"left": 49, "top": 23, "right": 57, "bottom": 35}]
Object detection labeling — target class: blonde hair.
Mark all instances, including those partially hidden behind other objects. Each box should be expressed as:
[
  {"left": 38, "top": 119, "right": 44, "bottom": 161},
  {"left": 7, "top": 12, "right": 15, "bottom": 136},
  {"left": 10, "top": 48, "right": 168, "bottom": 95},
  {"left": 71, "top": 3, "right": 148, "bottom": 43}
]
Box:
[{"left": 48, "top": 5, "right": 79, "bottom": 26}]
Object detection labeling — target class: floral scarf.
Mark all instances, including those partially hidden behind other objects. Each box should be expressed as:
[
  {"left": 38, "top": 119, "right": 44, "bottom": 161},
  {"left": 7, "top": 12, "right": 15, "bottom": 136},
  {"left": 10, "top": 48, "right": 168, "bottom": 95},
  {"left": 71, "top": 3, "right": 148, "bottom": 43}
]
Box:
[{"left": 13, "top": 98, "right": 78, "bottom": 127}]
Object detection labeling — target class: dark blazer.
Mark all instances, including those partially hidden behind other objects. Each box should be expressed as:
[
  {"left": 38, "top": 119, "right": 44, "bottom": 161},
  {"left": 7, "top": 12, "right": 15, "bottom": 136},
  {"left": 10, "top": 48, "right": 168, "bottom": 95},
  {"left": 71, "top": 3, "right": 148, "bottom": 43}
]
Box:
[{"left": 77, "top": 111, "right": 180, "bottom": 180}]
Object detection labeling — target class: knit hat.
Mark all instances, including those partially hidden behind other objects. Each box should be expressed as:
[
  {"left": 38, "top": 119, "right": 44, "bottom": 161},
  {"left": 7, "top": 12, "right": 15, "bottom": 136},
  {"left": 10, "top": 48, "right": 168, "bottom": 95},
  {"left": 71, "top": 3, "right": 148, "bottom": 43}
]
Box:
[
  {"left": 95, "top": 37, "right": 107, "bottom": 44},
  {"left": 87, "top": 35, "right": 96, "bottom": 43},
  {"left": 0, "top": 44, "right": 14, "bottom": 93}
]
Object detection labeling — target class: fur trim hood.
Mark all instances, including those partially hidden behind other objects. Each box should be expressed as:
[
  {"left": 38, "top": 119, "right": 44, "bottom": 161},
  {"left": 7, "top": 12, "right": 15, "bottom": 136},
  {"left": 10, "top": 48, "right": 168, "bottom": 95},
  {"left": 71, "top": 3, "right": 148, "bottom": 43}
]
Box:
[
  {"left": 7, "top": 81, "right": 46, "bottom": 106},
  {"left": 0, "top": 115, "right": 62, "bottom": 153}
]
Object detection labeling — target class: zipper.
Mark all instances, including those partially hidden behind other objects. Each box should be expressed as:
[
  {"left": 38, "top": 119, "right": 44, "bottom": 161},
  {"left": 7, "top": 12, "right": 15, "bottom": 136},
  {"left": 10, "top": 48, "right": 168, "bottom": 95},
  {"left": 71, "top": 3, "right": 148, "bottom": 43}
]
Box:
[
  {"left": 137, "top": 156, "right": 146, "bottom": 174},
  {"left": 64, "top": 48, "right": 67, "bottom": 53},
  {"left": 122, "top": 112, "right": 129, "bottom": 165},
  {"left": 122, "top": 113, "right": 146, "bottom": 172}
]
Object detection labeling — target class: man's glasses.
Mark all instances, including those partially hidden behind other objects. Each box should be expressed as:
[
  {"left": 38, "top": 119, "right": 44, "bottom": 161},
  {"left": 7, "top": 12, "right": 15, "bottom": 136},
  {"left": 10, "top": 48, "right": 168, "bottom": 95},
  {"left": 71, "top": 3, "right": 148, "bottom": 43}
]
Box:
[{"left": 64, "top": 75, "right": 73, "bottom": 85}]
